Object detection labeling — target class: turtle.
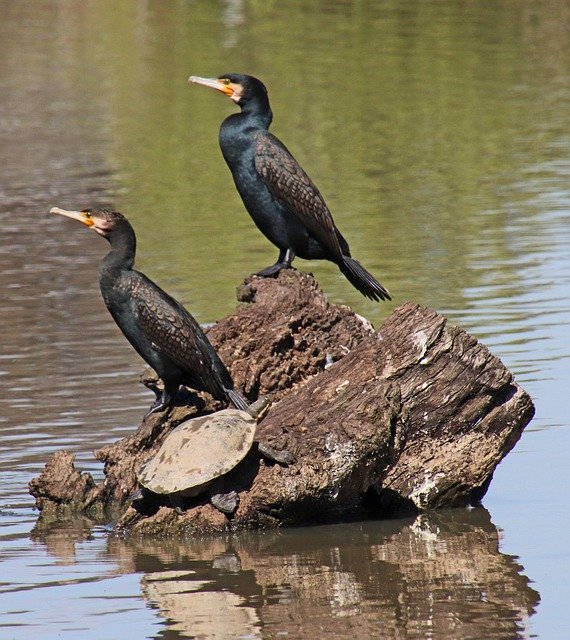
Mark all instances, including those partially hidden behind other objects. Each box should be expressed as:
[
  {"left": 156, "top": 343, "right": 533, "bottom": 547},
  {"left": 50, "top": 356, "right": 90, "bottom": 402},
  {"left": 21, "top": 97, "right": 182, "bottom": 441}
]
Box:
[{"left": 135, "top": 397, "right": 295, "bottom": 515}]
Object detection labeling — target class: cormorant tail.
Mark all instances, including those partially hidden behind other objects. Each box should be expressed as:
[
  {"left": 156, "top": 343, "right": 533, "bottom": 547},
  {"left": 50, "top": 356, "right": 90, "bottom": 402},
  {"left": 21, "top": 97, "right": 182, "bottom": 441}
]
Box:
[
  {"left": 339, "top": 256, "right": 391, "bottom": 302},
  {"left": 227, "top": 389, "right": 250, "bottom": 412}
]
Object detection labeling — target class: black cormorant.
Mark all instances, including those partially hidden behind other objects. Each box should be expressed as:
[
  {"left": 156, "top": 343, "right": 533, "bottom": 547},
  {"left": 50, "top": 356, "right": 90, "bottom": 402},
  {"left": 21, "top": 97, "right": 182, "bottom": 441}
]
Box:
[
  {"left": 50, "top": 206, "right": 247, "bottom": 415},
  {"left": 189, "top": 73, "right": 391, "bottom": 302}
]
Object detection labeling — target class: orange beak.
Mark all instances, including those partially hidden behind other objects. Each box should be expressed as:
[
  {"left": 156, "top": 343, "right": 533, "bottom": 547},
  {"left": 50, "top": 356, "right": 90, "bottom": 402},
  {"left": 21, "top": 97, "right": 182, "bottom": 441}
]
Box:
[
  {"left": 50, "top": 207, "right": 94, "bottom": 227},
  {"left": 189, "top": 76, "right": 234, "bottom": 98}
]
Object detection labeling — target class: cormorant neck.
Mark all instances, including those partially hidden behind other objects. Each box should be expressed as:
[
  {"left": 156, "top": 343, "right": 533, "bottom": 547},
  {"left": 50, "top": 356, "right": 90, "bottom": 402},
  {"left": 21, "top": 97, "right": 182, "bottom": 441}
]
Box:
[
  {"left": 240, "top": 94, "right": 273, "bottom": 129},
  {"left": 100, "top": 220, "right": 137, "bottom": 274}
]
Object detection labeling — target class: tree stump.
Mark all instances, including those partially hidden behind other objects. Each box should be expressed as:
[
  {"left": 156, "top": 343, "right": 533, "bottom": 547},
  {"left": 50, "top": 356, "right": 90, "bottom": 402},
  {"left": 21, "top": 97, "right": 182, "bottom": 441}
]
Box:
[{"left": 29, "top": 270, "right": 535, "bottom": 534}]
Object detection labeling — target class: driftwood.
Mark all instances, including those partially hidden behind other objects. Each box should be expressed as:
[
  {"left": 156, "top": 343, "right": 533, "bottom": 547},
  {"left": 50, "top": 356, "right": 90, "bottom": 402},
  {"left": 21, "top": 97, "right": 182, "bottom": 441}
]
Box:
[{"left": 29, "top": 270, "right": 535, "bottom": 534}]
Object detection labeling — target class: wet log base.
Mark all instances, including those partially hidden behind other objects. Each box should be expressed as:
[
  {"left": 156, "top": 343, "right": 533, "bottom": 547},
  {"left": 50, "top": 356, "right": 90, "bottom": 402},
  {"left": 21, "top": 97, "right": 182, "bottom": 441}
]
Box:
[{"left": 29, "top": 270, "right": 535, "bottom": 534}]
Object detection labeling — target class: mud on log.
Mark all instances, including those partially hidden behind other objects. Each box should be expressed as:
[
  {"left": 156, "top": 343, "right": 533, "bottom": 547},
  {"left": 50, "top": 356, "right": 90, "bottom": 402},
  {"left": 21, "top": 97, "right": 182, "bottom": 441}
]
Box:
[{"left": 29, "top": 270, "right": 535, "bottom": 534}]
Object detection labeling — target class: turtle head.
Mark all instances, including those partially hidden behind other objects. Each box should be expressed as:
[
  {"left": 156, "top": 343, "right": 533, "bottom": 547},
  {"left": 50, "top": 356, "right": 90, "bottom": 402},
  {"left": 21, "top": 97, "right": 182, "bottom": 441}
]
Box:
[{"left": 247, "top": 396, "right": 271, "bottom": 421}]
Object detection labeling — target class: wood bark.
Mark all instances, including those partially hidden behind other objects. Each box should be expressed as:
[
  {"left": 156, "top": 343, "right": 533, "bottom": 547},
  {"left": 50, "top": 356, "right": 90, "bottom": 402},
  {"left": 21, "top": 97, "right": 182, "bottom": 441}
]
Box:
[{"left": 29, "top": 270, "right": 535, "bottom": 534}]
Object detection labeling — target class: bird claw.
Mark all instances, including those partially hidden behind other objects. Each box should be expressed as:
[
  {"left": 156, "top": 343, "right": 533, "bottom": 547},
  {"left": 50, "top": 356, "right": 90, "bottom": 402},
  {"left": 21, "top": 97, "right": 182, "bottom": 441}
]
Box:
[
  {"left": 144, "top": 399, "right": 170, "bottom": 420},
  {"left": 255, "top": 262, "right": 293, "bottom": 278}
]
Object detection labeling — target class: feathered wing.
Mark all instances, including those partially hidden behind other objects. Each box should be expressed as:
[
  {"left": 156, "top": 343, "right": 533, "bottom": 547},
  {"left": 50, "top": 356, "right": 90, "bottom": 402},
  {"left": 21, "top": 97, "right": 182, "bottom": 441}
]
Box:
[
  {"left": 130, "top": 274, "right": 235, "bottom": 400},
  {"left": 254, "top": 131, "right": 391, "bottom": 301},
  {"left": 254, "top": 130, "right": 346, "bottom": 260}
]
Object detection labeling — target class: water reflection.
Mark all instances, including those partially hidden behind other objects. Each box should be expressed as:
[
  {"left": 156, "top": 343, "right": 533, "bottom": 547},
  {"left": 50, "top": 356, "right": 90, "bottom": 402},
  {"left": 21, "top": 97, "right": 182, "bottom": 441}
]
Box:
[
  {"left": 143, "top": 573, "right": 261, "bottom": 640},
  {"left": 30, "top": 517, "right": 97, "bottom": 565},
  {"left": 99, "top": 509, "right": 537, "bottom": 640}
]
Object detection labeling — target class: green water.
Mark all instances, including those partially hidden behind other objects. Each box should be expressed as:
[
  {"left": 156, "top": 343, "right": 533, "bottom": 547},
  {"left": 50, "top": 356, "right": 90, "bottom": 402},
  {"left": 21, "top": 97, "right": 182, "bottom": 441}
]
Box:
[{"left": 40, "top": 0, "right": 565, "bottom": 326}]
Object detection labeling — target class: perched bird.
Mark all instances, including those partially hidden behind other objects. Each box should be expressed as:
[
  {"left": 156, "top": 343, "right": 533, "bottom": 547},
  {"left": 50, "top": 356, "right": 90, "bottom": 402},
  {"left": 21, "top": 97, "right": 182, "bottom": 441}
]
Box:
[
  {"left": 189, "top": 73, "right": 391, "bottom": 302},
  {"left": 50, "top": 206, "right": 248, "bottom": 415}
]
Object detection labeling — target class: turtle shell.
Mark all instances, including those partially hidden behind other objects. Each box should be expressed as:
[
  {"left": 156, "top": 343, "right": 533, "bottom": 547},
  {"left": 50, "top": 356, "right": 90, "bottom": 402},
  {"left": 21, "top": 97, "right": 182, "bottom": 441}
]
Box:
[{"left": 137, "top": 408, "right": 257, "bottom": 496}]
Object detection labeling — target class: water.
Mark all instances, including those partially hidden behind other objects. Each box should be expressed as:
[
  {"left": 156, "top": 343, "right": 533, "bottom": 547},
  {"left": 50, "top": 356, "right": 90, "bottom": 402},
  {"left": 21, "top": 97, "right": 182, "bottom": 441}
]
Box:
[{"left": 1, "top": 1, "right": 569, "bottom": 638}]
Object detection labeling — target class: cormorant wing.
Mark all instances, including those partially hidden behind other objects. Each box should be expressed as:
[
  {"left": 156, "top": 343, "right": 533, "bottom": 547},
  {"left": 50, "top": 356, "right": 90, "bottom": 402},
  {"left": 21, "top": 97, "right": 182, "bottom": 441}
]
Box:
[
  {"left": 130, "top": 274, "right": 232, "bottom": 394},
  {"left": 254, "top": 131, "right": 345, "bottom": 259}
]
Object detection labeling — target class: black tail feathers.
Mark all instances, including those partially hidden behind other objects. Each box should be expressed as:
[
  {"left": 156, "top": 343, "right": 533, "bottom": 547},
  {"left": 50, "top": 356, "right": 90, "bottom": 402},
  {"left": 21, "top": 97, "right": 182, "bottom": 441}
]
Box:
[
  {"left": 339, "top": 256, "right": 391, "bottom": 302},
  {"left": 226, "top": 389, "right": 250, "bottom": 412}
]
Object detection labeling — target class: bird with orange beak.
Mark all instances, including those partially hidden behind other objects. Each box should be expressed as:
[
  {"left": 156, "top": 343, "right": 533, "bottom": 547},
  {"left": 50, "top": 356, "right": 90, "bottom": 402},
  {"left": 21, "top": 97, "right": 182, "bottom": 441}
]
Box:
[
  {"left": 51, "top": 206, "right": 248, "bottom": 416},
  {"left": 189, "top": 73, "right": 391, "bottom": 302}
]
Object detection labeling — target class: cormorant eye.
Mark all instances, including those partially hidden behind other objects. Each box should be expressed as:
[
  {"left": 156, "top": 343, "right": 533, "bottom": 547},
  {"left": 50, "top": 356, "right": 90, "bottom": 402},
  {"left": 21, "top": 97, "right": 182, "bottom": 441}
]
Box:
[
  {"left": 221, "top": 78, "right": 230, "bottom": 85},
  {"left": 84, "top": 211, "right": 92, "bottom": 219}
]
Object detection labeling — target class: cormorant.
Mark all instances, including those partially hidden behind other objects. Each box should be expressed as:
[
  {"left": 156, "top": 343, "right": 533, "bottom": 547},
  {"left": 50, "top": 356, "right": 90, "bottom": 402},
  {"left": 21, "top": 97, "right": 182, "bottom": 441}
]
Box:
[
  {"left": 189, "top": 73, "right": 391, "bottom": 302},
  {"left": 50, "top": 206, "right": 248, "bottom": 415}
]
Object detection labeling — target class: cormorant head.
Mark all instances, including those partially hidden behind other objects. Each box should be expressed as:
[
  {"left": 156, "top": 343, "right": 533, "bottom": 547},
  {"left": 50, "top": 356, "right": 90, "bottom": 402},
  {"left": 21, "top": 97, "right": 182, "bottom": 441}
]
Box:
[
  {"left": 50, "top": 206, "right": 128, "bottom": 240},
  {"left": 189, "top": 73, "right": 269, "bottom": 107}
]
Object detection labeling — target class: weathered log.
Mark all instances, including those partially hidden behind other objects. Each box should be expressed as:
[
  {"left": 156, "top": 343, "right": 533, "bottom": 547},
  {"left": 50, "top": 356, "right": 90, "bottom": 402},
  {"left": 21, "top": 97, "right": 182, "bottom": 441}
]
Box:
[
  {"left": 29, "top": 270, "right": 534, "bottom": 534},
  {"left": 28, "top": 450, "right": 102, "bottom": 515}
]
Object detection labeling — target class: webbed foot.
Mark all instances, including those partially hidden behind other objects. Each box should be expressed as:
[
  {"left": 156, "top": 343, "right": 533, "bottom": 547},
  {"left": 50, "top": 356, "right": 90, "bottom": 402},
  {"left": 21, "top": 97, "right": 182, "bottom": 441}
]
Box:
[
  {"left": 255, "top": 248, "right": 295, "bottom": 278},
  {"left": 255, "top": 262, "right": 293, "bottom": 277},
  {"left": 210, "top": 490, "right": 239, "bottom": 515},
  {"left": 143, "top": 398, "right": 170, "bottom": 419},
  {"left": 258, "top": 442, "right": 296, "bottom": 465},
  {"left": 143, "top": 385, "right": 176, "bottom": 419}
]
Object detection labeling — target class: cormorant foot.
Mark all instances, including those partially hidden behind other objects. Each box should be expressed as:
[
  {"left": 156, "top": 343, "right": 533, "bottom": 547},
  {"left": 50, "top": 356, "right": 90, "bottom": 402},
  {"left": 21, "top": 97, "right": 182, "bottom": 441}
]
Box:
[
  {"left": 144, "top": 399, "right": 171, "bottom": 420},
  {"left": 141, "top": 378, "right": 161, "bottom": 395},
  {"left": 255, "top": 262, "right": 293, "bottom": 278}
]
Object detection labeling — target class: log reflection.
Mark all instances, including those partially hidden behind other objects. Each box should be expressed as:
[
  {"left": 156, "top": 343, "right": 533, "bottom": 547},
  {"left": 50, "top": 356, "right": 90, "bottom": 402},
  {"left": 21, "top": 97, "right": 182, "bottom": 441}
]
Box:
[{"left": 105, "top": 508, "right": 538, "bottom": 640}]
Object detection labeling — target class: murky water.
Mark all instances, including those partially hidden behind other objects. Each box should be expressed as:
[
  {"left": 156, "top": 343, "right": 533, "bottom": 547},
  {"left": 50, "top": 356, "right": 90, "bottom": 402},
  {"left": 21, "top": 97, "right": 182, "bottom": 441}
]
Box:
[{"left": 1, "top": 1, "right": 569, "bottom": 638}]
